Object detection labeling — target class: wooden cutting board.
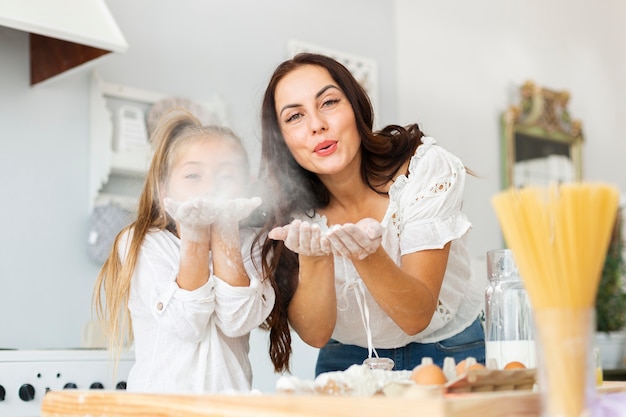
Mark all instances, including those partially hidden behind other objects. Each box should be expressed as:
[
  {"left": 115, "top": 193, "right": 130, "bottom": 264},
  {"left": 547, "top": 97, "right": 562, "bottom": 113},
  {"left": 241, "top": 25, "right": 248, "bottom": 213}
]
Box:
[
  {"left": 40, "top": 390, "right": 535, "bottom": 417},
  {"left": 40, "top": 382, "right": 626, "bottom": 417}
]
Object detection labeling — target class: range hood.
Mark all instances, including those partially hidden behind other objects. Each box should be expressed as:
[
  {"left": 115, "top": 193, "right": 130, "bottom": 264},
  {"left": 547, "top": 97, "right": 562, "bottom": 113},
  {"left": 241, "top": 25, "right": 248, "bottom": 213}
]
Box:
[{"left": 0, "top": 0, "right": 128, "bottom": 86}]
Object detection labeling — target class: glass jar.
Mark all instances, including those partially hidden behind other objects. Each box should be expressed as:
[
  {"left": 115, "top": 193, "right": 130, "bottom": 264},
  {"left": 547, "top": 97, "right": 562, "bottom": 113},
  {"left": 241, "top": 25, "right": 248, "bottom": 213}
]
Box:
[{"left": 484, "top": 249, "right": 536, "bottom": 369}]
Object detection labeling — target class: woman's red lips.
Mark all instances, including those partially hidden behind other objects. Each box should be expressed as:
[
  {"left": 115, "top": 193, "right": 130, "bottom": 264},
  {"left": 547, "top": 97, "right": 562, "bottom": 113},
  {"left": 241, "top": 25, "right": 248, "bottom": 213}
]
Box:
[{"left": 314, "top": 140, "right": 337, "bottom": 156}]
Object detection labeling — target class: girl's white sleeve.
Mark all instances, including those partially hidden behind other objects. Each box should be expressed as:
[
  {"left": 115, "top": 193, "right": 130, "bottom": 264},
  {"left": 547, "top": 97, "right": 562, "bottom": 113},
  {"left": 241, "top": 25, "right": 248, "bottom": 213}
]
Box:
[
  {"left": 125, "top": 230, "right": 216, "bottom": 344},
  {"left": 213, "top": 228, "right": 275, "bottom": 338}
]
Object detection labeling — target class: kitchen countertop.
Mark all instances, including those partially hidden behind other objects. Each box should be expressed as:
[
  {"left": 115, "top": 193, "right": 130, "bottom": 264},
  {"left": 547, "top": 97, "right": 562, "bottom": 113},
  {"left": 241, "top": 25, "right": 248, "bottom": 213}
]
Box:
[{"left": 41, "top": 382, "right": 626, "bottom": 417}]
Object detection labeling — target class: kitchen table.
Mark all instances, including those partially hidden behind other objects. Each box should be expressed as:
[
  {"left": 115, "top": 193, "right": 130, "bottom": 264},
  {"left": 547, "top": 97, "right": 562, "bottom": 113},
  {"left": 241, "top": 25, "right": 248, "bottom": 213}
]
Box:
[{"left": 40, "top": 382, "right": 626, "bottom": 417}]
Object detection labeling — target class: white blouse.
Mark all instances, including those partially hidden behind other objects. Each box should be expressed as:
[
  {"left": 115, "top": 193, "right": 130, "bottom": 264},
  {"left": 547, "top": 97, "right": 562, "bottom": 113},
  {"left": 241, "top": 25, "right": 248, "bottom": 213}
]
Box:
[
  {"left": 121, "top": 227, "right": 274, "bottom": 393},
  {"left": 296, "top": 137, "right": 483, "bottom": 349}
]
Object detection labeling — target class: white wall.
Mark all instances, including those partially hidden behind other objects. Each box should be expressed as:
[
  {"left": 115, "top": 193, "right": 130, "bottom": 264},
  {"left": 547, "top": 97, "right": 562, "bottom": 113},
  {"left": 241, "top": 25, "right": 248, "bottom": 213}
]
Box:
[
  {"left": 0, "top": 27, "right": 98, "bottom": 349},
  {"left": 395, "top": 0, "right": 626, "bottom": 260},
  {"left": 97, "top": 0, "right": 399, "bottom": 170}
]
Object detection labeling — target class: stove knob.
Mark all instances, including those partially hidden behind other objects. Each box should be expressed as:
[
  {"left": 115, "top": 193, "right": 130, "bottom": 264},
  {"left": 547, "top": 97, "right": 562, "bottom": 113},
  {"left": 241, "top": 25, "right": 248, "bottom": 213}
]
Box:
[
  {"left": 115, "top": 381, "right": 127, "bottom": 390},
  {"left": 0, "top": 385, "right": 5, "bottom": 401},
  {"left": 63, "top": 383, "right": 78, "bottom": 389},
  {"left": 90, "top": 382, "right": 104, "bottom": 389},
  {"left": 19, "top": 384, "right": 35, "bottom": 401}
]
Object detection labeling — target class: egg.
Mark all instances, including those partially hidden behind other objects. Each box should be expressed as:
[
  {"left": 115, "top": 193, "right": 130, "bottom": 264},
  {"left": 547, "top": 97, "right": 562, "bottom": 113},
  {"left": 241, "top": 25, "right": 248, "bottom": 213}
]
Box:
[
  {"left": 455, "top": 359, "right": 469, "bottom": 375},
  {"left": 467, "top": 363, "right": 487, "bottom": 371},
  {"left": 503, "top": 361, "right": 527, "bottom": 370},
  {"left": 455, "top": 358, "right": 486, "bottom": 375},
  {"left": 410, "top": 363, "right": 447, "bottom": 385}
]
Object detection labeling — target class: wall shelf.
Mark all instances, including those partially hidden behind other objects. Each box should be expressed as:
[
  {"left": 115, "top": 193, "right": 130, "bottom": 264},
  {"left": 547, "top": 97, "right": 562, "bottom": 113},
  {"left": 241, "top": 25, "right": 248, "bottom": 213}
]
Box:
[
  {"left": 88, "top": 71, "right": 228, "bottom": 213},
  {"left": 109, "top": 145, "right": 153, "bottom": 177}
]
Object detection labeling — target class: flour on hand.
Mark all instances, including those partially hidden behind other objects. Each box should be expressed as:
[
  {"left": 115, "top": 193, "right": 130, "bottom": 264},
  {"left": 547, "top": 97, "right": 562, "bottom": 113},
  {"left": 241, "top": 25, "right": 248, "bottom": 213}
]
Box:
[
  {"left": 269, "top": 219, "right": 332, "bottom": 256},
  {"left": 164, "top": 196, "right": 262, "bottom": 241},
  {"left": 326, "top": 218, "right": 383, "bottom": 260},
  {"left": 269, "top": 218, "right": 383, "bottom": 259},
  {"left": 221, "top": 197, "right": 262, "bottom": 222}
]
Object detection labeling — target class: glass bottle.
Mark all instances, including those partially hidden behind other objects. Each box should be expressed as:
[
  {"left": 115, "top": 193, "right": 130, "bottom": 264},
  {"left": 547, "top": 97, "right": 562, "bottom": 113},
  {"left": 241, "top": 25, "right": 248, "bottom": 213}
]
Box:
[{"left": 484, "top": 249, "right": 535, "bottom": 369}]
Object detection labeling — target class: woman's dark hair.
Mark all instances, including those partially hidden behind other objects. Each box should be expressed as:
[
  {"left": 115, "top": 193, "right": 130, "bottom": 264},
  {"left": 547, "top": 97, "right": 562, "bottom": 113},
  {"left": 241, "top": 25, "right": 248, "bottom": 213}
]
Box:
[{"left": 255, "top": 53, "right": 425, "bottom": 373}]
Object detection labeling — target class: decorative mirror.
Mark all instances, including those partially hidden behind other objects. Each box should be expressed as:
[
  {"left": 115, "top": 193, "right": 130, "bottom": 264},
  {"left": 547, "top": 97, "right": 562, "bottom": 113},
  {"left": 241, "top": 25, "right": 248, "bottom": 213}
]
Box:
[{"left": 500, "top": 80, "right": 584, "bottom": 189}]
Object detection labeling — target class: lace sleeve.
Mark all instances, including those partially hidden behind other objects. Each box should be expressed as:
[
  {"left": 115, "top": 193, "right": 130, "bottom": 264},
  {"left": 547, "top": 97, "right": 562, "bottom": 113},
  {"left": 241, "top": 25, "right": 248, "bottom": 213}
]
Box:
[{"left": 392, "top": 138, "right": 472, "bottom": 254}]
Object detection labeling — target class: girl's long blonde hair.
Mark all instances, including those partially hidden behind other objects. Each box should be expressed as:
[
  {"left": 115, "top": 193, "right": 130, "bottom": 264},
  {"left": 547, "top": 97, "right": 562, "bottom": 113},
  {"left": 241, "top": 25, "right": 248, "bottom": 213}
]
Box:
[{"left": 92, "top": 108, "right": 249, "bottom": 357}]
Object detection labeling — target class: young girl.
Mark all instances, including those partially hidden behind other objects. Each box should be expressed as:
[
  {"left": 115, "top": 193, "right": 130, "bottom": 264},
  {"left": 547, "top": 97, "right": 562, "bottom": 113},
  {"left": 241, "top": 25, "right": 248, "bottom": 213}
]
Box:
[
  {"left": 256, "top": 53, "right": 485, "bottom": 375},
  {"left": 93, "top": 109, "right": 274, "bottom": 393}
]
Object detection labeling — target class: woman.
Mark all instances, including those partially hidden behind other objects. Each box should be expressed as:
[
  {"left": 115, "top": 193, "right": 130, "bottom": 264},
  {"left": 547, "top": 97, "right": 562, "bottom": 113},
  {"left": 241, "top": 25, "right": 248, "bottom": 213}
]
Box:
[
  {"left": 256, "top": 53, "right": 484, "bottom": 376},
  {"left": 94, "top": 109, "right": 274, "bottom": 393}
]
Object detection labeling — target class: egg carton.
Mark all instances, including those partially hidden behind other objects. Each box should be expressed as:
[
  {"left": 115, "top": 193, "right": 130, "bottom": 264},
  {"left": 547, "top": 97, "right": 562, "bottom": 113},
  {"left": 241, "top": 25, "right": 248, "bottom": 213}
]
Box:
[
  {"left": 446, "top": 357, "right": 535, "bottom": 393},
  {"left": 445, "top": 368, "right": 536, "bottom": 393},
  {"left": 382, "top": 356, "right": 537, "bottom": 398}
]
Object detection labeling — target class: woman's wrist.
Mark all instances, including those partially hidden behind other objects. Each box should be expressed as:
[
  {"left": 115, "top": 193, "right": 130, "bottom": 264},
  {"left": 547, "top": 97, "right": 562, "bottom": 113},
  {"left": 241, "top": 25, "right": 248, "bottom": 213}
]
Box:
[{"left": 298, "top": 252, "right": 334, "bottom": 268}]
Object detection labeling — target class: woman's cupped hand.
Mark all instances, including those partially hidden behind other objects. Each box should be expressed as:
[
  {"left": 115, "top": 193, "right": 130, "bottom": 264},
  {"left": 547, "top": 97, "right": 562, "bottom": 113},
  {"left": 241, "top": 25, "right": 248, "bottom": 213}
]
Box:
[{"left": 269, "top": 218, "right": 382, "bottom": 260}]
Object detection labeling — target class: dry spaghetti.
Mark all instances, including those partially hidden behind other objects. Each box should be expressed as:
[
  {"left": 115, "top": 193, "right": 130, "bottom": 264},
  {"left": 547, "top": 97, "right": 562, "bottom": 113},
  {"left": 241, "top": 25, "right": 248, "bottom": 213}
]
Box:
[{"left": 492, "top": 182, "right": 619, "bottom": 417}]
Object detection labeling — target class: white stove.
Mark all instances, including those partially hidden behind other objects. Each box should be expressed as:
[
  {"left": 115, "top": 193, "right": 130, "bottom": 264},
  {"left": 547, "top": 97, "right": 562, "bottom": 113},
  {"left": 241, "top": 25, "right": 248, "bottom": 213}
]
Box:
[{"left": 0, "top": 348, "right": 134, "bottom": 417}]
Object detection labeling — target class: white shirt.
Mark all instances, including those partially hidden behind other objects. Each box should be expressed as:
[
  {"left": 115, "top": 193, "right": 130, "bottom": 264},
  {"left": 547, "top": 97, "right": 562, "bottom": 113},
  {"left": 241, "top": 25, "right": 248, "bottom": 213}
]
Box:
[
  {"left": 296, "top": 137, "right": 482, "bottom": 349},
  {"left": 122, "top": 227, "right": 274, "bottom": 393}
]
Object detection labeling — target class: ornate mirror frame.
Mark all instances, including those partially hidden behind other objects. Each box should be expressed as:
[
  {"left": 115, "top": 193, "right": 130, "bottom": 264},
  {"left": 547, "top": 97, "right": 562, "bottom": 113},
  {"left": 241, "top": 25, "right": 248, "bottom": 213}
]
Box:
[{"left": 500, "top": 80, "right": 584, "bottom": 189}]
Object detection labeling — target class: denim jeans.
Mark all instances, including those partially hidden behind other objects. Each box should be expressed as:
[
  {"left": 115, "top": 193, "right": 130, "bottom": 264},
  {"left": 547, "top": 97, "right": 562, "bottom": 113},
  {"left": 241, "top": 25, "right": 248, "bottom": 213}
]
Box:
[{"left": 315, "top": 317, "right": 485, "bottom": 376}]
